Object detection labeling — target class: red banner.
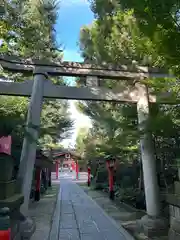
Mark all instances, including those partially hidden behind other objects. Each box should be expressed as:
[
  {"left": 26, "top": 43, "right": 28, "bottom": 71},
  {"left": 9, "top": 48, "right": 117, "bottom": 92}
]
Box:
[{"left": 0, "top": 136, "right": 12, "bottom": 155}]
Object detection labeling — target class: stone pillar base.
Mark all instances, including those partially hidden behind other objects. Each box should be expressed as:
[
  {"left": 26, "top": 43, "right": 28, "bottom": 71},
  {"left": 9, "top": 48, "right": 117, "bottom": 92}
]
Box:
[
  {"left": 48, "top": 180, "right": 52, "bottom": 187},
  {"left": 139, "top": 215, "right": 168, "bottom": 238},
  {"left": 168, "top": 202, "right": 180, "bottom": 240},
  {"left": 34, "top": 190, "right": 40, "bottom": 201},
  {"left": 19, "top": 214, "right": 36, "bottom": 239},
  {"left": 109, "top": 190, "right": 115, "bottom": 200},
  {"left": 168, "top": 217, "right": 180, "bottom": 240}
]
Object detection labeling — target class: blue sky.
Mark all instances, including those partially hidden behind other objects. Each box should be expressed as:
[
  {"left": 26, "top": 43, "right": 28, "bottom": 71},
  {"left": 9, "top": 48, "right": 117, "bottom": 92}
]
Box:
[
  {"left": 56, "top": 0, "right": 94, "bottom": 62},
  {"left": 55, "top": 0, "right": 94, "bottom": 148}
]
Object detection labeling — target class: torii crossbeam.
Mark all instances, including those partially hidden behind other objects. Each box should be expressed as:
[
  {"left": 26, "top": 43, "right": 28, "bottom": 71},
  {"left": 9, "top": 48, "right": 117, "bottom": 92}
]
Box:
[{"left": 0, "top": 54, "right": 175, "bottom": 103}]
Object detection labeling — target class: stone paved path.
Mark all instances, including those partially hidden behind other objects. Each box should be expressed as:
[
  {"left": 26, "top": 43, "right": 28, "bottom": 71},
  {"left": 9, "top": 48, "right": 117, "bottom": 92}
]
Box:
[{"left": 49, "top": 178, "right": 134, "bottom": 240}]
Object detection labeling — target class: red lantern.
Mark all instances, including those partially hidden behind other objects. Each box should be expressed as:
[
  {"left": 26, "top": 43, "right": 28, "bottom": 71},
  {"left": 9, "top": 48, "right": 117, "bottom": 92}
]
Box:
[{"left": 105, "top": 156, "right": 116, "bottom": 200}]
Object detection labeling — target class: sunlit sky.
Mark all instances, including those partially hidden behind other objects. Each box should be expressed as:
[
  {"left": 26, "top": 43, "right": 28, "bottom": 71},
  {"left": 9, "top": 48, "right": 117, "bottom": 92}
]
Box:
[{"left": 55, "top": 0, "right": 94, "bottom": 148}]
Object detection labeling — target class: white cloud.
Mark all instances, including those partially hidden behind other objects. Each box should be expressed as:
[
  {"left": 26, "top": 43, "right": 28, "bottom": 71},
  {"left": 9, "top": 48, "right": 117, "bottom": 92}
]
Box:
[{"left": 61, "top": 100, "right": 91, "bottom": 148}]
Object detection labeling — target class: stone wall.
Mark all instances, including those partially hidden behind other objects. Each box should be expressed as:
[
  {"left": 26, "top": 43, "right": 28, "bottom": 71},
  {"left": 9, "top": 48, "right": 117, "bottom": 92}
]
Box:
[
  {"left": 169, "top": 204, "right": 180, "bottom": 239},
  {"left": 167, "top": 190, "right": 180, "bottom": 240}
]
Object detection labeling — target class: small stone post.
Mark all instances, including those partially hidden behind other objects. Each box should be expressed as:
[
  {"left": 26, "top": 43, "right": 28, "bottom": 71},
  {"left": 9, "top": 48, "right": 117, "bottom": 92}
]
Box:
[
  {"left": 18, "top": 68, "right": 47, "bottom": 216},
  {"left": 55, "top": 161, "right": 59, "bottom": 180},
  {"left": 48, "top": 168, "right": 52, "bottom": 187}
]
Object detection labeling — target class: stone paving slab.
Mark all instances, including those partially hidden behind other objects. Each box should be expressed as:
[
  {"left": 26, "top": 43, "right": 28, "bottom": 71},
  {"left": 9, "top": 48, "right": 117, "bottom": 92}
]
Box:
[
  {"left": 29, "top": 182, "right": 60, "bottom": 240},
  {"left": 60, "top": 214, "right": 77, "bottom": 229},
  {"left": 81, "top": 232, "right": 104, "bottom": 240},
  {"left": 49, "top": 178, "right": 134, "bottom": 240},
  {"left": 59, "top": 228, "right": 80, "bottom": 240}
]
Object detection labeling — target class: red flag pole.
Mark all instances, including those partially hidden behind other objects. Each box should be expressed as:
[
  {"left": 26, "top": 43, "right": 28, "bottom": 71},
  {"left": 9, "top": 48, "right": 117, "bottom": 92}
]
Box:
[{"left": 48, "top": 168, "right": 52, "bottom": 187}]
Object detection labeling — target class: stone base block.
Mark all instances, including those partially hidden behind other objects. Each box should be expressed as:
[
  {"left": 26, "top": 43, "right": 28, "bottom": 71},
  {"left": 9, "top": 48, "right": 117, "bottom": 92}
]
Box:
[
  {"left": 109, "top": 190, "right": 115, "bottom": 200},
  {"left": 0, "top": 153, "right": 14, "bottom": 181},
  {"left": 34, "top": 190, "right": 40, "bottom": 201},
  {"left": 175, "top": 181, "right": 180, "bottom": 195},
  {"left": 15, "top": 178, "right": 22, "bottom": 194},
  {"left": 0, "top": 180, "right": 16, "bottom": 200},
  {"left": 0, "top": 194, "right": 24, "bottom": 210},
  {"left": 48, "top": 179, "right": 51, "bottom": 187},
  {"left": 169, "top": 228, "right": 180, "bottom": 240},
  {"left": 168, "top": 216, "right": 180, "bottom": 240},
  {"left": 0, "top": 194, "right": 24, "bottom": 239},
  {"left": 19, "top": 215, "right": 36, "bottom": 239},
  {"left": 140, "top": 215, "right": 168, "bottom": 238}
]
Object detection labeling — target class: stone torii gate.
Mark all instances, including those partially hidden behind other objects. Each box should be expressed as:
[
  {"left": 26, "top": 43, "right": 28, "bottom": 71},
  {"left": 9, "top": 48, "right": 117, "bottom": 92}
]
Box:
[{"left": 0, "top": 55, "right": 173, "bottom": 235}]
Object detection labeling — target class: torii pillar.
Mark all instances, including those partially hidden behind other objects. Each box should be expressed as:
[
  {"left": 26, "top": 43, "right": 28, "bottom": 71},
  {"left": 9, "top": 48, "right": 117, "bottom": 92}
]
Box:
[
  {"left": 136, "top": 81, "right": 167, "bottom": 236},
  {"left": 18, "top": 68, "right": 47, "bottom": 216},
  {"left": 86, "top": 76, "right": 167, "bottom": 236}
]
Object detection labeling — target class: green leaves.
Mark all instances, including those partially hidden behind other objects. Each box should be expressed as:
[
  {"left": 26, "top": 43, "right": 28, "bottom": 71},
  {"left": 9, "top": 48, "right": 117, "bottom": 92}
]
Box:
[
  {"left": 77, "top": 0, "right": 180, "bottom": 173},
  {"left": 1, "top": 0, "right": 61, "bottom": 59},
  {"left": 0, "top": 96, "right": 73, "bottom": 151},
  {"left": 79, "top": 7, "right": 165, "bottom": 67},
  {"left": 0, "top": 0, "right": 73, "bottom": 152},
  {"left": 118, "top": 0, "right": 180, "bottom": 74},
  {"left": 39, "top": 100, "right": 73, "bottom": 147},
  {"left": 75, "top": 100, "right": 138, "bottom": 164}
]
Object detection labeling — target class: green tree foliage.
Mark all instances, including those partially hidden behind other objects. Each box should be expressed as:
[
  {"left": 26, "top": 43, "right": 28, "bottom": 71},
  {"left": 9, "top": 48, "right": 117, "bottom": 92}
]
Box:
[
  {"left": 80, "top": 3, "right": 163, "bottom": 66},
  {"left": 76, "top": 0, "right": 180, "bottom": 192},
  {"left": 39, "top": 100, "right": 73, "bottom": 149},
  {"left": 0, "top": 96, "right": 27, "bottom": 143},
  {"left": 76, "top": 101, "right": 138, "bottom": 162},
  {"left": 117, "top": 0, "right": 180, "bottom": 74},
  {"left": 0, "top": 96, "right": 73, "bottom": 149},
  {"left": 75, "top": 127, "right": 89, "bottom": 157},
  {"left": 89, "top": 0, "right": 180, "bottom": 74},
  {"left": 75, "top": 127, "right": 90, "bottom": 168},
  {"left": 0, "top": 0, "right": 60, "bottom": 59},
  {"left": 0, "top": 0, "right": 73, "bottom": 152}
]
